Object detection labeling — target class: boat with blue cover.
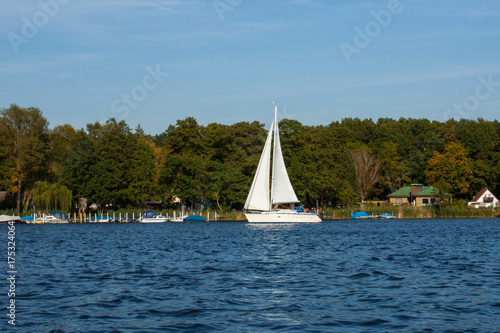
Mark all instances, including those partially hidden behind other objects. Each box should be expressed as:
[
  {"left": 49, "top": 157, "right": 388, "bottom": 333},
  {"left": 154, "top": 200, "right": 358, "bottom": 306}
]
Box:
[
  {"left": 351, "top": 211, "right": 377, "bottom": 219},
  {"left": 184, "top": 215, "right": 206, "bottom": 222},
  {"left": 139, "top": 210, "right": 169, "bottom": 223}
]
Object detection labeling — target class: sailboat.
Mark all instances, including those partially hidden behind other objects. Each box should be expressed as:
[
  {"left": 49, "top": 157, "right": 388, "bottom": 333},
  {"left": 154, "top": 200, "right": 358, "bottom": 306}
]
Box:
[{"left": 243, "top": 103, "right": 322, "bottom": 223}]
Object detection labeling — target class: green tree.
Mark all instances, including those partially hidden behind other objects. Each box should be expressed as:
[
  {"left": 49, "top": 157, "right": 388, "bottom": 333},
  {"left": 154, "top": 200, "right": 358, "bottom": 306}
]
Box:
[
  {"left": 160, "top": 118, "right": 204, "bottom": 207},
  {"left": 49, "top": 124, "right": 78, "bottom": 182},
  {"left": 206, "top": 121, "right": 266, "bottom": 209},
  {"left": 62, "top": 119, "right": 157, "bottom": 210},
  {"left": 33, "top": 181, "right": 72, "bottom": 212},
  {"left": 455, "top": 119, "right": 500, "bottom": 195},
  {"left": 0, "top": 105, "right": 50, "bottom": 213},
  {"left": 425, "top": 142, "right": 473, "bottom": 197},
  {"left": 379, "top": 141, "right": 411, "bottom": 193}
]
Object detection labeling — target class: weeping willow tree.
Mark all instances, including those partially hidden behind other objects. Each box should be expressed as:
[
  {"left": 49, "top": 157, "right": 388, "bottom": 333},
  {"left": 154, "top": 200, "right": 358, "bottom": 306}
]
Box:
[{"left": 33, "top": 182, "right": 73, "bottom": 212}]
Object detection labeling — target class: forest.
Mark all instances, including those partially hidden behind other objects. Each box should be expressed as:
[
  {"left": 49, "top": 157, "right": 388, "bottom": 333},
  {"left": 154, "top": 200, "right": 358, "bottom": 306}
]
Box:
[{"left": 1, "top": 104, "right": 499, "bottom": 214}]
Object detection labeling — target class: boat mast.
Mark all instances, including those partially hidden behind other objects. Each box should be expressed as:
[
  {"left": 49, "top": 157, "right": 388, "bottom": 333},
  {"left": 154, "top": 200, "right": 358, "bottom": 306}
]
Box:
[{"left": 271, "top": 102, "right": 278, "bottom": 209}]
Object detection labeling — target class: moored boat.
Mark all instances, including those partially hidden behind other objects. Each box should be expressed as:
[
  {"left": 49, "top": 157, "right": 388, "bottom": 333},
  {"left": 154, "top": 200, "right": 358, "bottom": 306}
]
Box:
[
  {"left": 351, "top": 211, "right": 377, "bottom": 219},
  {"left": 0, "top": 215, "right": 21, "bottom": 223},
  {"left": 183, "top": 215, "right": 206, "bottom": 222},
  {"left": 139, "top": 210, "right": 169, "bottom": 223},
  {"left": 43, "top": 212, "right": 70, "bottom": 223}
]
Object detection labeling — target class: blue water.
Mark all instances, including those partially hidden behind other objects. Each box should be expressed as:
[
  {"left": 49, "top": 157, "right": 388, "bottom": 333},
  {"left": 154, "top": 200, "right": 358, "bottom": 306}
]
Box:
[{"left": 2, "top": 219, "right": 500, "bottom": 332}]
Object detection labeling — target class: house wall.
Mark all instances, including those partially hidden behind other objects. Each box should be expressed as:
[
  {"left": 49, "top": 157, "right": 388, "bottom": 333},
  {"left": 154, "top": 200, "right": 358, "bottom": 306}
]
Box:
[
  {"left": 415, "top": 197, "right": 436, "bottom": 207},
  {"left": 481, "top": 191, "right": 499, "bottom": 207},
  {"left": 389, "top": 197, "right": 409, "bottom": 205},
  {"left": 469, "top": 190, "right": 500, "bottom": 208}
]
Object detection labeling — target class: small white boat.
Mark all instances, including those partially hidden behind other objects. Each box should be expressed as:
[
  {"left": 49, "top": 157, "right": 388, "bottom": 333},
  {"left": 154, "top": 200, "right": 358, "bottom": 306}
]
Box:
[
  {"left": 42, "top": 212, "right": 70, "bottom": 223},
  {"left": 170, "top": 212, "right": 188, "bottom": 222},
  {"left": 42, "top": 215, "right": 66, "bottom": 223},
  {"left": 0, "top": 215, "right": 21, "bottom": 223},
  {"left": 139, "top": 210, "right": 169, "bottom": 223},
  {"left": 243, "top": 103, "right": 321, "bottom": 223}
]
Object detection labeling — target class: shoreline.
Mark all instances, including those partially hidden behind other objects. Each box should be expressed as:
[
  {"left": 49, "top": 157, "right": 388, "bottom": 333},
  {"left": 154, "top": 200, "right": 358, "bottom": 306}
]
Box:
[
  {"left": 7, "top": 215, "right": 499, "bottom": 224},
  {"left": 2, "top": 206, "right": 498, "bottom": 224}
]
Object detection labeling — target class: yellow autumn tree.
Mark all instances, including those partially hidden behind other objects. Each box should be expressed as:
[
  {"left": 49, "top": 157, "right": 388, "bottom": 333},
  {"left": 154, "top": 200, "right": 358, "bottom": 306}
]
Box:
[{"left": 425, "top": 142, "right": 473, "bottom": 196}]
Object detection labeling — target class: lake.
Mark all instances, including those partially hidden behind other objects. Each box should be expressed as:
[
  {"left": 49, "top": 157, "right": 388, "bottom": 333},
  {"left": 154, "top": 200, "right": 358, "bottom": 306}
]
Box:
[{"left": 2, "top": 218, "right": 500, "bottom": 332}]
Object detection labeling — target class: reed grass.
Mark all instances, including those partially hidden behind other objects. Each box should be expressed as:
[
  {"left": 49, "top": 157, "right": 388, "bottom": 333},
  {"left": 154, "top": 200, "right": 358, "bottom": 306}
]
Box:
[{"left": 322, "top": 205, "right": 499, "bottom": 219}]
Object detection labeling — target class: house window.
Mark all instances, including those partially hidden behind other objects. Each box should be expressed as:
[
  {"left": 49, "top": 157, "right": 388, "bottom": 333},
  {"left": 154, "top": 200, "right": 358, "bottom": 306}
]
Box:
[
  {"left": 395, "top": 198, "right": 403, "bottom": 204},
  {"left": 484, "top": 195, "right": 494, "bottom": 203},
  {"left": 422, "top": 198, "right": 429, "bottom": 206},
  {"left": 430, "top": 198, "right": 436, "bottom": 205}
]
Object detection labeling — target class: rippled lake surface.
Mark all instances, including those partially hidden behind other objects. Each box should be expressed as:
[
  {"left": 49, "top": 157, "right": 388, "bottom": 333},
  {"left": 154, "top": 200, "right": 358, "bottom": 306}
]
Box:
[{"left": 3, "top": 219, "right": 500, "bottom": 332}]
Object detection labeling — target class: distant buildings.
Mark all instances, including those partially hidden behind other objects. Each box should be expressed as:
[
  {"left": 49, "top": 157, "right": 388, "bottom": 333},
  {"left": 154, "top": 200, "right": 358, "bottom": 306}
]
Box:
[
  {"left": 387, "top": 184, "right": 447, "bottom": 207},
  {"left": 468, "top": 188, "right": 499, "bottom": 208}
]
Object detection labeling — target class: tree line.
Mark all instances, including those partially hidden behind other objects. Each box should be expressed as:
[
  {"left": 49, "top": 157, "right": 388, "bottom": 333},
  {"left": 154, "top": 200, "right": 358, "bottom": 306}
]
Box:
[{"left": 1, "top": 104, "right": 499, "bottom": 214}]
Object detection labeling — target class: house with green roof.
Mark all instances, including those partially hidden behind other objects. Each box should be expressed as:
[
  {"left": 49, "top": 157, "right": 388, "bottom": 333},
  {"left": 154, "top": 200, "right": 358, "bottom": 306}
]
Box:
[{"left": 387, "top": 184, "right": 447, "bottom": 207}]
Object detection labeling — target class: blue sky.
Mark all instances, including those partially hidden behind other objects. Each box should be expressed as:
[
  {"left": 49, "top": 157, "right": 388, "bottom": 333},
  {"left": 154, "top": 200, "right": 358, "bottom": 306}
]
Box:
[{"left": 1, "top": 0, "right": 499, "bottom": 134}]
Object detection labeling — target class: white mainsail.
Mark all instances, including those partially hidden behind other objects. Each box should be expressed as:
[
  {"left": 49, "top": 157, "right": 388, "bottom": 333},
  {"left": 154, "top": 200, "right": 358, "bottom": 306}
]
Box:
[
  {"left": 245, "top": 103, "right": 299, "bottom": 211},
  {"left": 243, "top": 121, "right": 274, "bottom": 211},
  {"left": 271, "top": 104, "right": 299, "bottom": 206}
]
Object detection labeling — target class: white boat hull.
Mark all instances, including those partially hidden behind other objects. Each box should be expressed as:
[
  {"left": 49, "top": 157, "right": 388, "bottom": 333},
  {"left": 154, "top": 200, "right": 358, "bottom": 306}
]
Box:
[
  {"left": 139, "top": 218, "right": 169, "bottom": 223},
  {"left": 245, "top": 210, "right": 321, "bottom": 223},
  {"left": 42, "top": 216, "right": 69, "bottom": 223}
]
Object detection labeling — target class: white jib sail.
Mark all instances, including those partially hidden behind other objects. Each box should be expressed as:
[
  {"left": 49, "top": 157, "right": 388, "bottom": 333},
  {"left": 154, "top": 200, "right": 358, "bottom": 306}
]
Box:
[
  {"left": 271, "top": 104, "right": 299, "bottom": 205},
  {"left": 244, "top": 121, "right": 274, "bottom": 211}
]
